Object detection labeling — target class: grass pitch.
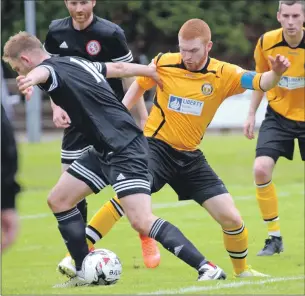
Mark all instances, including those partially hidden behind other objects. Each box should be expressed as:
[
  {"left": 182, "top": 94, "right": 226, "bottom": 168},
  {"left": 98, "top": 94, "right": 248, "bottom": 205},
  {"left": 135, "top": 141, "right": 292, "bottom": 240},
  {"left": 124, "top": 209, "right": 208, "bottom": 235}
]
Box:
[{"left": 2, "top": 134, "right": 304, "bottom": 295}]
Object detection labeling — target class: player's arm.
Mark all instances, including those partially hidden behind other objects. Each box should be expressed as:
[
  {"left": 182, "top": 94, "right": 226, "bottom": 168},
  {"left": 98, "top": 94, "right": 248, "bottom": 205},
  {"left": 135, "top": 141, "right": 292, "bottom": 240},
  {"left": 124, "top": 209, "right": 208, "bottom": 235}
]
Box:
[
  {"left": 105, "top": 27, "right": 148, "bottom": 128},
  {"left": 16, "top": 66, "right": 50, "bottom": 100},
  {"left": 122, "top": 80, "right": 147, "bottom": 110},
  {"left": 43, "top": 25, "right": 70, "bottom": 127},
  {"left": 104, "top": 62, "right": 162, "bottom": 88},
  {"left": 259, "top": 55, "right": 290, "bottom": 91},
  {"left": 244, "top": 36, "right": 271, "bottom": 139},
  {"left": 238, "top": 55, "right": 289, "bottom": 93},
  {"left": 121, "top": 76, "right": 148, "bottom": 129}
]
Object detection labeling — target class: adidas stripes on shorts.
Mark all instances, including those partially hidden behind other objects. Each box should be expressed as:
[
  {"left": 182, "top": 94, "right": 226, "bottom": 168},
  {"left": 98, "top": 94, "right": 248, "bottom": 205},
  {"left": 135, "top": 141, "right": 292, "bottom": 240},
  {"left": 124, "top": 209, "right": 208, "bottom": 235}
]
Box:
[{"left": 67, "top": 135, "right": 151, "bottom": 198}]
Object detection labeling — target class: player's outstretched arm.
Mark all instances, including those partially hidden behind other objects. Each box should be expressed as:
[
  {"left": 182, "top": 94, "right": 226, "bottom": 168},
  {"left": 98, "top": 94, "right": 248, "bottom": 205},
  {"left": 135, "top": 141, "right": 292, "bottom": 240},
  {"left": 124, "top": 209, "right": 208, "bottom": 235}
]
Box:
[
  {"left": 122, "top": 80, "right": 146, "bottom": 111},
  {"left": 105, "top": 62, "right": 163, "bottom": 89},
  {"left": 259, "top": 54, "right": 290, "bottom": 91},
  {"left": 16, "top": 66, "right": 50, "bottom": 100},
  {"left": 122, "top": 76, "right": 148, "bottom": 130},
  {"left": 243, "top": 90, "right": 265, "bottom": 140}
]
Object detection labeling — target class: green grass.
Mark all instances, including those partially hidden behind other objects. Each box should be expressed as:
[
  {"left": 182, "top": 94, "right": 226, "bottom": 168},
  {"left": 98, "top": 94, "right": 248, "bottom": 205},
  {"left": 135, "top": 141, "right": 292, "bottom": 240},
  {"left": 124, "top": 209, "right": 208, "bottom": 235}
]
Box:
[{"left": 2, "top": 134, "right": 304, "bottom": 295}]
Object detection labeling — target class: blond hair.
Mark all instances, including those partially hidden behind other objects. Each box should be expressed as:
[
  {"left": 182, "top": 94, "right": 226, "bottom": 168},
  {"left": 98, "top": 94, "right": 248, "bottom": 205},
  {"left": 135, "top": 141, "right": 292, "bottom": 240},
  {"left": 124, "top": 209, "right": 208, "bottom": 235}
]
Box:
[
  {"left": 178, "top": 19, "right": 211, "bottom": 44},
  {"left": 2, "top": 31, "right": 43, "bottom": 63},
  {"left": 278, "top": 0, "right": 305, "bottom": 13}
]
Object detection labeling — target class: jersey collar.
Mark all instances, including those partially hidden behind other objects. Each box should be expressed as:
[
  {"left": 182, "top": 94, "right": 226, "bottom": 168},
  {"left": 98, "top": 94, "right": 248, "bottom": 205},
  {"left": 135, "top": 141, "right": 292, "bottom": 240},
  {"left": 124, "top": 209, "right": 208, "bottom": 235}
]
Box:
[{"left": 69, "top": 14, "right": 97, "bottom": 32}]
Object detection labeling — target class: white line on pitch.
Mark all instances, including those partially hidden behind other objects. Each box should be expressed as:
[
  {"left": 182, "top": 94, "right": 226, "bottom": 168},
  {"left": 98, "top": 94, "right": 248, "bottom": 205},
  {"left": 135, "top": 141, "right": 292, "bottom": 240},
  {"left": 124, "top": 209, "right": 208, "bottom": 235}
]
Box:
[
  {"left": 20, "top": 192, "right": 291, "bottom": 220},
  {"left": 139, "top": 275, "right": 305, "bottom": 295}
]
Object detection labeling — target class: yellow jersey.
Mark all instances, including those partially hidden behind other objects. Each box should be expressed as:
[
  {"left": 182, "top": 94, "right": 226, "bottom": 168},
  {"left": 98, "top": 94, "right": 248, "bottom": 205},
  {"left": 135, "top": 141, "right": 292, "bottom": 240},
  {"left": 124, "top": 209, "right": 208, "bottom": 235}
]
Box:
[
  {"left": 254, "top": 28, "right": 305, "bottom": 121},
  {"left": 137, "top": 52, "right": 263, "bottom": 151}
]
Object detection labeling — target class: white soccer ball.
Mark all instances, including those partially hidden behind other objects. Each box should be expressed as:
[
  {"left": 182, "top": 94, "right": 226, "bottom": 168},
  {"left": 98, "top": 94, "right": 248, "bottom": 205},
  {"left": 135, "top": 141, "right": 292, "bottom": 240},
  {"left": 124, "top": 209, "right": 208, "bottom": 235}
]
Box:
[{"left": 82, "top": 248, "right": 122, "bottom": 285}]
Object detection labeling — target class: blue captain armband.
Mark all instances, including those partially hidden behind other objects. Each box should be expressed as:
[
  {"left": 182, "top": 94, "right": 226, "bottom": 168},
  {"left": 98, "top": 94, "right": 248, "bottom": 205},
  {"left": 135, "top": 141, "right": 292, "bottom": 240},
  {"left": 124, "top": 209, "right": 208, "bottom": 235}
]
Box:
[{"left": 241, "top": 71, "right": 256, "bottom": 90}]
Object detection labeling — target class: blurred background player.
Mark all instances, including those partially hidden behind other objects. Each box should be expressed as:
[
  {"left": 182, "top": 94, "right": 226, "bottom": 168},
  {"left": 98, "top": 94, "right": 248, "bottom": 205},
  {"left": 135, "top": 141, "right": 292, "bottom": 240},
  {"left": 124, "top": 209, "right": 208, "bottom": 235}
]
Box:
[
  {"left": 43, "top": 0, "right": 159, "bottom": 267},
  {"left": 244, "top": 0, "right": 305, "bottom": 256},
  {"left": 1, "top": 104, "right": 21, "bottom": 252},
  {"left": 59, "top": 18, "right": 290, "bottom": 279}
]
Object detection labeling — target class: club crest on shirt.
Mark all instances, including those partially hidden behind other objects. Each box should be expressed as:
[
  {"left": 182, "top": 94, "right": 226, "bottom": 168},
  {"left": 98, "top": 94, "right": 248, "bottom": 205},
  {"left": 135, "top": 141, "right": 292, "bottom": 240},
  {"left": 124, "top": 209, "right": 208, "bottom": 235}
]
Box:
[
  {"left": 201, "top": 83, "right": 213, "bottom": 96},
  {"left": 86, "top": 40, "right": 101, "bottom": 56}
]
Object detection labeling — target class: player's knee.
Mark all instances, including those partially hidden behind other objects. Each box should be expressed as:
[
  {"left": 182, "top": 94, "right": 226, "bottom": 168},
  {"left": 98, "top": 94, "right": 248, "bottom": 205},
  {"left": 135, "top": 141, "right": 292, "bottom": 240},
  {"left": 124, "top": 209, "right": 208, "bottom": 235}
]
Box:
[
  {"left": 254, "top": 157, "right": 273, "bottom": 181},
  {"left": 47, "top": 188, "right": 69, "bottom": 212},
  {"left": 128, "top": 215, "right": 154, "bottom": 236},
  {"left": 220, "top": 212, "right": 243, "bottom": 229}
]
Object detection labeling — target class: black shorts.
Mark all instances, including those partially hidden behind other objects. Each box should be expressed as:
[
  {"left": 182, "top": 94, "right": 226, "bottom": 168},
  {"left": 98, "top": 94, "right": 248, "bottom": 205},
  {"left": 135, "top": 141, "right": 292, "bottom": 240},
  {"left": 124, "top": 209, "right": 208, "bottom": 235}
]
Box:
[
  {"left": 61, "top": 125, "right": 92, "bottom": 164},
  {"left": 67, "top": 135, "right": 151, "bottom": 199},
  {"left": 256, "top": 105, "right": 305, "bottom": 161},
  {"left": 147, "top": 137, "right": 228, "bottom": 205}
]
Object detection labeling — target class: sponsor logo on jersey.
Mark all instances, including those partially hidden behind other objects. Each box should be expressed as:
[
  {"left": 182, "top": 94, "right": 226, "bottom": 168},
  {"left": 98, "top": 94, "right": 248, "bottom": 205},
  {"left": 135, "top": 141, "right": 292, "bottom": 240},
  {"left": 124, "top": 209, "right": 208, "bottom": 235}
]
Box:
[
  {"left": 86, "top": 40, "right": 101, "bottom": 56},
  {"left": 168, "top": 95, "right": 204, "bottom": 116},
  {"left": 278, "top": 76, "right": 305, "bottom": 90},
  {"left": 201, "top": 83, "right": 213, "bottom": 95}
]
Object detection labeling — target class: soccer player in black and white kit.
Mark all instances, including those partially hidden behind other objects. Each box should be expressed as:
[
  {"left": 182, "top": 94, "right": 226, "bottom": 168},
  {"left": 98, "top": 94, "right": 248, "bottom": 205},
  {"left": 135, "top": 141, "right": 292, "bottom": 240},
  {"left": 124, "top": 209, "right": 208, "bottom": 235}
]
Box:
[
  {"left": 43, "top": 0, "right": 159, "bottom": 268},
  {"left": 3, "top": 32, "right": 227, "bottom": 287}
]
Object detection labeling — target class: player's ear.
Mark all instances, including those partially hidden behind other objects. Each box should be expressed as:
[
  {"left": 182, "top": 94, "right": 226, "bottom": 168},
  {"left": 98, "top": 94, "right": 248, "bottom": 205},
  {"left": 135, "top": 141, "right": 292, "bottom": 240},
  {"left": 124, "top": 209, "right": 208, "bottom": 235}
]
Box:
[
  {"left": 206, "top": 41, "right": 213, "bottom": 53},
  {"left": 20, "top": 55, "right": 30, "bottom": 64},
  {"left": 276, "top": 11, "right": 281, "bottom": 23},
  {"left": 92, "top": 0, "right": 96, "bottom": 8}
]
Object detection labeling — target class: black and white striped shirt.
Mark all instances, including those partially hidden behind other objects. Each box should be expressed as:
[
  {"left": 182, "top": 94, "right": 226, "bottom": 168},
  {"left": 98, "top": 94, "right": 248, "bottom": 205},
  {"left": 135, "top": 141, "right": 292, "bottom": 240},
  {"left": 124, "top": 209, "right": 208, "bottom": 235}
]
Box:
[{"left": 38, "top": 56, "right": 142, "bottom": 154}]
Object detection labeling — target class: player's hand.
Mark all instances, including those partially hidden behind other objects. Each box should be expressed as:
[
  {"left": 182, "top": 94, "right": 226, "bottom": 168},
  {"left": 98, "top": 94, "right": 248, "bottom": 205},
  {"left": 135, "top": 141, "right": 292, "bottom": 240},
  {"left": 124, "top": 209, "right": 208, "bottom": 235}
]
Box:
[
  {"left": 243, "top": 114, "right": 256, "bottom": 140},
  {"left": 268, "top": 54, "right": 290, "bottom": 76},
  {"left": 52, "top": 105, "right": 71, "bottom": 128},
  {"left": 1, "top": 209, "right": 19, "bottom": 253},
  {"left": 16, "top": 76, "right": 34, "bottom": 100},
  {"left": 148, "top": 62, "right": 163, "bottom": 90}
]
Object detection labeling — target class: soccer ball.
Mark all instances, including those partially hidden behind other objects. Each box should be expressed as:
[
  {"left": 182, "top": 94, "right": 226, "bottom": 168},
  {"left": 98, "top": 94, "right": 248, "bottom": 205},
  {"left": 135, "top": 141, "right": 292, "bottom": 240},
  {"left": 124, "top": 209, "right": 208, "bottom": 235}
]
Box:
[{"left": 82, "top": 248, "right": 122, "bottom": 285}]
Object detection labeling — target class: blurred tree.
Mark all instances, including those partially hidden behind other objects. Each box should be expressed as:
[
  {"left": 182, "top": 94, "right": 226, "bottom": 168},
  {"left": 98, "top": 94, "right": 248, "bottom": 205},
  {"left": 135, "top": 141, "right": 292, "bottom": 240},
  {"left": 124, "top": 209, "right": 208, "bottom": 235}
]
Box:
[{"left": 2, "top": 0, "right": 280, "bottom": 76}]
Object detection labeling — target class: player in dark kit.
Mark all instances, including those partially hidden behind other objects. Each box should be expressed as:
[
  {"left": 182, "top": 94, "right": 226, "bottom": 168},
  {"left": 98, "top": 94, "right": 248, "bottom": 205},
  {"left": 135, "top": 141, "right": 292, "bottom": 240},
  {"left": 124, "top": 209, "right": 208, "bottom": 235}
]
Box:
[
  {"left": 43, "top": 0, "right": 158, "bottom": 268},
  {"left": 4, "top": 31, "right": 228, "bottom": 287},
  {"left": 1, "top": 104, "right": 21, "bottom": 252}
]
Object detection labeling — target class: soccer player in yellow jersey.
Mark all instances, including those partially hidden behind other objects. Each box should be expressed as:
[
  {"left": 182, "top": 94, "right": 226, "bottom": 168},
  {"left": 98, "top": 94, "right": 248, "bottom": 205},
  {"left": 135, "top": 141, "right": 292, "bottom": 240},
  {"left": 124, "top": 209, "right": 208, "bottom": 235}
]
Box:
[
  {"left": 244, "top": 0, "right": 305, "bottom": 256},
  {"left": 58, "top": 19, "right": 290, "bottom": 279}
]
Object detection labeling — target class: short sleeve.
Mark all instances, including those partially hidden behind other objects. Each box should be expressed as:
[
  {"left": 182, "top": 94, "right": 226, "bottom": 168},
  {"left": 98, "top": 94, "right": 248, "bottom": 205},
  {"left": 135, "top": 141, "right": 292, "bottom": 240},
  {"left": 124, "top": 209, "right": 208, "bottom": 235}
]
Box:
[
  {"left": 38, "top": 65, "right": 59, "bottom": 92},
  {"left": 254, "top": 35, "right": 269, "bottom": 73},
  {"left": 107, "top": 28, "right": 133, "bottom": 63},
  {"left": 136, "top": 54, "right": 162, "bottom": 90}
]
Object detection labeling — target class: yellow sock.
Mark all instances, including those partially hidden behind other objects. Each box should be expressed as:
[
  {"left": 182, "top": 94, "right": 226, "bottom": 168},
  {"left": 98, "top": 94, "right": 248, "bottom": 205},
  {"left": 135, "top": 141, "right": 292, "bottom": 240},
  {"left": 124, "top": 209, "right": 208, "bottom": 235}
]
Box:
[
  {"left": 65, "top": 196, "right": 124, "bottom": 257},
  {"left": 223, "top": 222, "right": 248, "bottom": 275},
  {"left": 256, "top": 180, "right": 280, "bottom": 237}
]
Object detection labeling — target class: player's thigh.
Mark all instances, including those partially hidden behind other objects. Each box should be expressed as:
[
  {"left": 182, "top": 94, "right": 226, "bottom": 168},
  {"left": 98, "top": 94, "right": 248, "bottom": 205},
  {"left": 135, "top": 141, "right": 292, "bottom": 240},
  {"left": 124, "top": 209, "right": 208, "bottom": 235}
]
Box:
[
  {"left": 48, "top": 171, "right": 93, "bottom": 212},
  {"left": 67, "top": 147, "right": 109, "bottom": 194},
  {"left": 61, "top": 125, "right": 92, "bottom": 165},
  {"left": 107, "top": 135, "right": 151, "bottom": 199},
  {"left": 171, "top": 151, "right": 228, "bottom": 205},
  {"left": 147, "top": 137, "right": 176, "bottom": 194},
  {"left": 202, "top": 193, "right": 242, "bottom": 227},
  {"left": 256, "top": 106, "right": 295, "bottom": 161}
]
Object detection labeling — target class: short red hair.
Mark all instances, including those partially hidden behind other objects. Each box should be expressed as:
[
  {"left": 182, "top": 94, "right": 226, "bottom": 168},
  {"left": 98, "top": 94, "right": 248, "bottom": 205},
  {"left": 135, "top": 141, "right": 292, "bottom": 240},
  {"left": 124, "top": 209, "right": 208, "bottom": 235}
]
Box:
[{"left": 178, "top": 19, "right": 211, "bottom": 44}]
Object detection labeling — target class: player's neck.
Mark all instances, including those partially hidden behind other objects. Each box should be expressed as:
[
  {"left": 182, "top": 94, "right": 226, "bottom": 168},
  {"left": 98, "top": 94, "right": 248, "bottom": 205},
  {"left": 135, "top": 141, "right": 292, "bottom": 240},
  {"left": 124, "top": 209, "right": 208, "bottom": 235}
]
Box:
[
  {"left": 196, "top": 57, "right": 208, "bottom": 71},
  {"left": 72, "top": 14, "right": 94, "bottom": 31},
  {"left": 283, "top": 29, "right": 304, "bottom": 48}
]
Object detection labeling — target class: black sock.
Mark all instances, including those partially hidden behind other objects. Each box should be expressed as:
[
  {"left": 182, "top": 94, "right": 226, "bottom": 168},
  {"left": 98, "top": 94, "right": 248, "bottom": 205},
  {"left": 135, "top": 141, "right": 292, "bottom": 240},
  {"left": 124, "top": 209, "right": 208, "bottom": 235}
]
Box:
[
  {"left": 54, "top": 207, "right": 89, "bottom": 271},
  {"left": 77, "top": 198, "right": 88, "bottom": 225},
  {"left": 149, "top": 218, "right": 207, "bottom": 270}
]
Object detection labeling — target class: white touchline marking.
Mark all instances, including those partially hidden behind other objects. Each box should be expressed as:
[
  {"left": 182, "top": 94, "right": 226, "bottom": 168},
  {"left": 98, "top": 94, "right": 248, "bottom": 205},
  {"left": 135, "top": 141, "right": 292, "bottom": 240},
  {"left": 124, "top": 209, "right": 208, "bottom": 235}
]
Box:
[
  {"left": 139, "top": 275, "right": 305, "bottom": 295},
  {"left": 20, "top": 191, "right": 296, "bottom": 220}
]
